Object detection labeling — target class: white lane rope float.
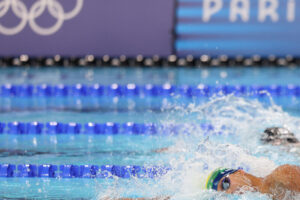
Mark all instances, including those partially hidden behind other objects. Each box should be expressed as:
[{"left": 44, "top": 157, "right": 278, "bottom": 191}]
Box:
[{"left": 0, "top": 0, "right": 84, "bottom": 35}]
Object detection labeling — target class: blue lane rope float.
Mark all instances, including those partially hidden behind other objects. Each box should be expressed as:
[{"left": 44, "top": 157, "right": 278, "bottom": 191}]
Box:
[
  {"left": 0, "top": 84, "right": 299, "bottom": 98},
  {"left": 0, "top": 164, "right": 170, "bottom": 179},
  {"left": 0, "top": 122, "right": 220, "bottom": 135}
]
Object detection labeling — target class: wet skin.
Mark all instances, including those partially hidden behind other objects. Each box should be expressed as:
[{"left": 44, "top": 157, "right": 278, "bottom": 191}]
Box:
[
  {"left": 217, "top": 165, "right": 300, "bottom": 200},
  {"left": 217, "top": 170, "right": 262, "bottom": 194}
]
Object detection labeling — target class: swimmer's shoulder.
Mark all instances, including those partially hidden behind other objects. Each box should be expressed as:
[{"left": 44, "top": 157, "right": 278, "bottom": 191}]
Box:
[
  {"left": 274, "top": 164, "right": 300, "bottom": 176},
  {"left": 267, "top": 165, "right": 300, "bottom": 190}
]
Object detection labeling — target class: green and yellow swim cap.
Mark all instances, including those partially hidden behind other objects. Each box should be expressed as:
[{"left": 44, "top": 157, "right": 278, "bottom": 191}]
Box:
[{"left": 205, "top": 168, "right": 238, "bottom": 190}]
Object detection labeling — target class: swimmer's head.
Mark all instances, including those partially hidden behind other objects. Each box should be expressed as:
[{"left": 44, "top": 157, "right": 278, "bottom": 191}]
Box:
[
  {"left": 261, "top": 127, "right": 299, "bottom": 145},
  {"left": 206, "top": 168, "right": 262, "bottom": 194},
  {"left": 205, "top": 168, "right": 238, "bottom": 191}
]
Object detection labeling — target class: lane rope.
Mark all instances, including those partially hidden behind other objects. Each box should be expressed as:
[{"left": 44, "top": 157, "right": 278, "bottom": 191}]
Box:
[
  {"left": 0, "top": 164, "right": 170, "bottom": 179},
  {"left": 0, "top": 122, "right": 221, "bottom": 135},
  {"left": 0, "top": 84, "right": 298, "bottom": 97}
]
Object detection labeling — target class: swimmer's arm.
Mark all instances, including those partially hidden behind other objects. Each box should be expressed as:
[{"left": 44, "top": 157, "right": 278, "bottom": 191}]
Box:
[
  {"left": 152, "top": 146, "right": 186, "bottom": 153},
  {"left": 152, "top": 147, "right": 170, "bottom": 153},
  {"left": 261, "top": 165, "right": 300, "bottom": 198}
]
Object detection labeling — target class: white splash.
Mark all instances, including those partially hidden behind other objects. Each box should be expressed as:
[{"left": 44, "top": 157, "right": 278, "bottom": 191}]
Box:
[{"left": 96, "top": 95, "right": 300, "bottom": 200}]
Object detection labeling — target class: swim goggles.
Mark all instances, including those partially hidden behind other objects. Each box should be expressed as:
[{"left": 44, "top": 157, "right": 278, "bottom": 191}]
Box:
[{"left": 205, "top": 168, "right": 238, "bottom": 191}]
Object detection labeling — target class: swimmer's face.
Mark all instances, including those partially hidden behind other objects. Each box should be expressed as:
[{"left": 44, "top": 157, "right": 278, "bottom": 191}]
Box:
[{"left": 217, "top": 170, "right": 257, "bottom": 194}]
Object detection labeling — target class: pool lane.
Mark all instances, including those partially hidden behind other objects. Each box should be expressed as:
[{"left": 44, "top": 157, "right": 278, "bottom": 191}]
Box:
[{"left": 0, "top": 134, "right": 175, "bottom": 165}]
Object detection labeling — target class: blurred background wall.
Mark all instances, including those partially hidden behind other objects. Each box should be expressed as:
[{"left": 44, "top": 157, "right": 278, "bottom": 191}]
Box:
[{"left": 0, "top": 0, "right": 174, "bottom": 56}]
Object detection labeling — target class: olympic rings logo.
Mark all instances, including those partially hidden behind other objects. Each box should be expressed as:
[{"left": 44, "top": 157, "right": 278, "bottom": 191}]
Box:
[{"left": 0, "top": 0, "right": 84, "bottom": 35}]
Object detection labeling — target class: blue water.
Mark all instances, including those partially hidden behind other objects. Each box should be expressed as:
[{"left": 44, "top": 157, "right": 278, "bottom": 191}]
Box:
[{"left": 0, "top": 67, "right": 300, "bottom": 199}]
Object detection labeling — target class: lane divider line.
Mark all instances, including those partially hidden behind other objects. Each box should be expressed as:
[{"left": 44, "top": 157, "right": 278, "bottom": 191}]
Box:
[
  {"left": 0, "top": 84, "right": 298, "bottom": 98},
  {"left": 0, "top": 122, "right": 222, "bottom": 135},
  {"left": 0, "top": 164, "right": 170, "bottom": 179}
]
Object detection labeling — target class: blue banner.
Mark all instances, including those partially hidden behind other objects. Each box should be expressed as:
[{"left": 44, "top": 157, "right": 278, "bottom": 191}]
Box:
[
  {"left": 0, "top": 0, "right": 173, "bottom": 56},
  {"left": 175, "top": 0, "right": 300, "bottom": 56}
]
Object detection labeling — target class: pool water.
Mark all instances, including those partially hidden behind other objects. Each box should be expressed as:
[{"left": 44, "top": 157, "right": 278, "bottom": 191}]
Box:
[{"left": 0, "top": 66, "right": 300, "bottom": 199}]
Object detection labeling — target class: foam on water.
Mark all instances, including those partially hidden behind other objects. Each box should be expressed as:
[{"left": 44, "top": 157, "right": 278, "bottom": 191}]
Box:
[{"left": 97, "top": 94, "right": 300, "bottom": 200}]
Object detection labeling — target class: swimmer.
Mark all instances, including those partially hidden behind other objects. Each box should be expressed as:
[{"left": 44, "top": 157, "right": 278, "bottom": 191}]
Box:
[
  {"left": 112, "top": 165, "right": 300, "bottom": 200},
  {"left": 154, "top": 127, "right": 300, "bottom": 153},
  {"left": 261, "top": 127, "right": 300, "bottom": 146},
  {"left": 205, "top": 165, "right": 300, "bottom": 200}
]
